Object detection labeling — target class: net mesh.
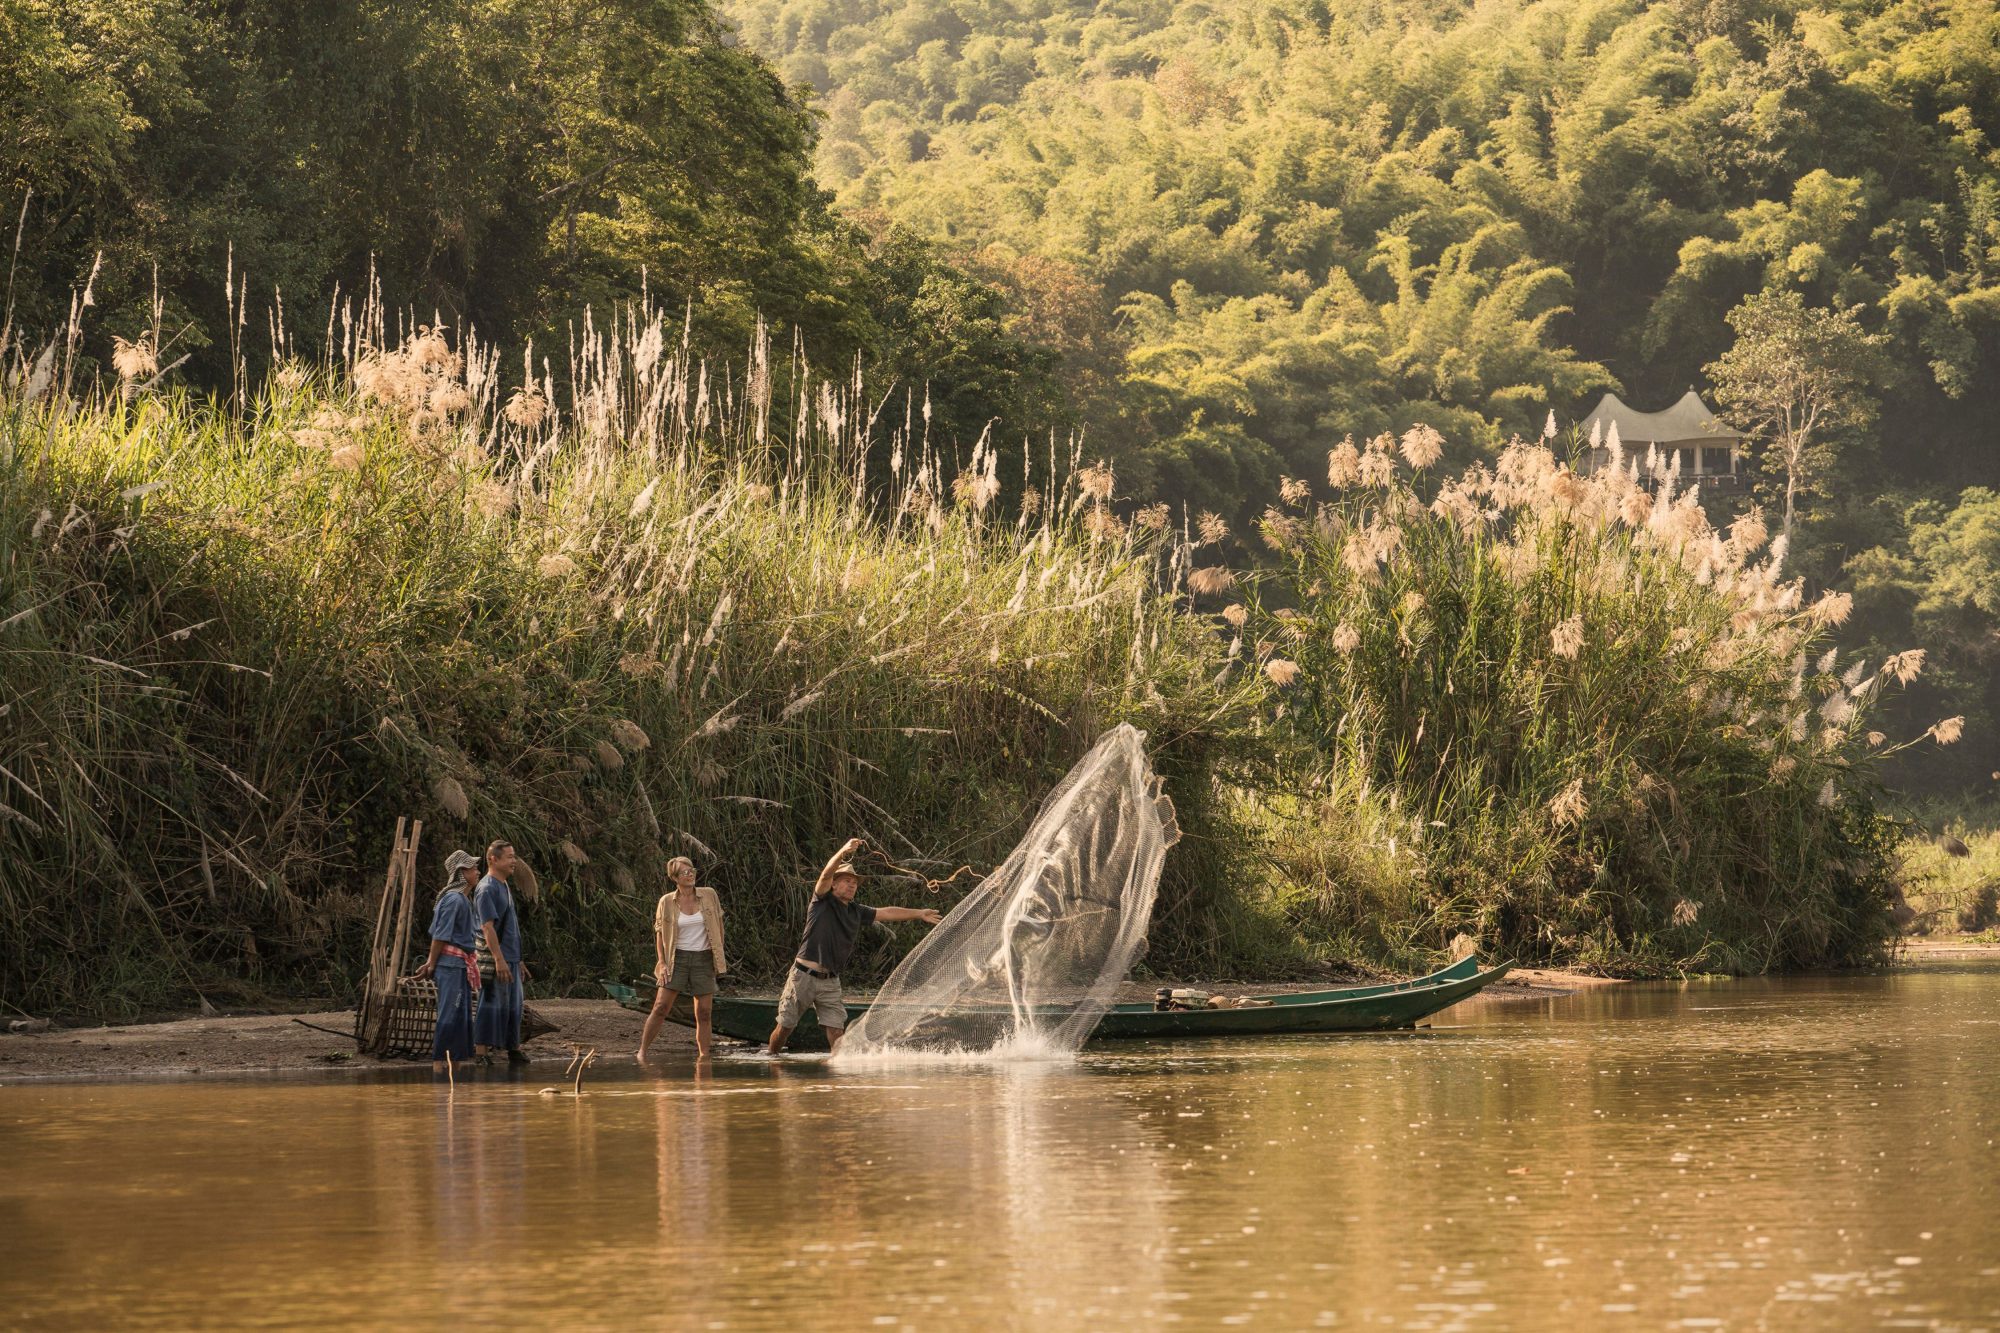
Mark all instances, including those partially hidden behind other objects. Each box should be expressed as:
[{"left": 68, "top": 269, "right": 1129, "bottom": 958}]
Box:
[{"left": 837, "top": 724, "right": 1179, "bottom": 1059}]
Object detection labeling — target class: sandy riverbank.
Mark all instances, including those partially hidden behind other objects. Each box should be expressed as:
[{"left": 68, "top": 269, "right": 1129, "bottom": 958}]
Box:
[{"left": 0, "top": 967, "right": 1597, "bottom": 1083}]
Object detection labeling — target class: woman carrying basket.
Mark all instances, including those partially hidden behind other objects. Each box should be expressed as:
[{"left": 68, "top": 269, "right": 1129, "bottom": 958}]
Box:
[{"left": 636, "top": 855, "right": 728, "bottom": 1060}]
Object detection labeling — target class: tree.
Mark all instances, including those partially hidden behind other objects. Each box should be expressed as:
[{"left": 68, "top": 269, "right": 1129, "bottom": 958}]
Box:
[{"left": 1704, "top": 290, "right": 1886, "bottom": 549}]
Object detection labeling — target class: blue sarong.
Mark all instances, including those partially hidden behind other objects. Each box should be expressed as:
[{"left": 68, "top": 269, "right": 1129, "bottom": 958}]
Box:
[
  {"left": 475, "top": 972, "right": 522, "bottom": 1050},
  {"left": 432, "top": 956, "right": 475, "bottom": 1062}
]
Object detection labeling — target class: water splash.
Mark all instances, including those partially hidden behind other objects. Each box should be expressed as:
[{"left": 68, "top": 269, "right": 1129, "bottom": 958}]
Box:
[{"left": 834, "top": 724, "right": 1178, "bottom": 1062}]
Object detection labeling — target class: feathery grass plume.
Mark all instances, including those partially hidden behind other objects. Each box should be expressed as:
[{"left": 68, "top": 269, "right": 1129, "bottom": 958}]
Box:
[
  {"left": 1399, "top": 425, "right": 1444, "bottom": 470},
  {"left": 1327, "top": 438, "right": 1362, "bottom": 488},
  {"left": 1547, "top": 779, "right": 1588, "bottom": 828},
  {"left": 559, "top": 840, "right": 589, "bottom": 866},
  {"left": 1883, "top": 649, "right": 1926, "bottom": 684},
  {"left": 330, "top": 443, "right": 365, "bottom": 472},
  {"left": 1671, "top": 898, "right": 1700, "bottom": 927},
  {"left": 1729, "top": 509, "right": 1769, "bottom": 555},
  {"left": 470, "top": 481, "right": 514, "bottom": 519},
  {"left": 1076, "top": 461, "right": 1115, "bottom": 503},
  {"left": 1222, "top": 604, "right": 1248, "bottom": 628},
  {"left": 1332, "top": 623, "right": 1360, "bottom": 654},
  {"left": 110, "top": 335, "right": 158, "bottom": 382},
  {"left": 1279, "top": 477, "right": 1311, "bottom": 505},
  {"left": 538, "top": 553, "right": 578, "bottom": 579},
  {"left": 1261, "top": 507, "right": 1302, "bottom": 550},
  {"left": 1084, "top": 507, "right": 1127, "bottom": 542},
  {"left": 609, "top": 719, "right": 651, "bottom": 751},
  {"left": 1550, "top": 616, "right": 1584, "bottom": 660},
  {"left": 1136, "top": 502, "right": 1172, "bottom": 531},
  {"left": 1357, "top": 438, "right": 1397, "bottom": 487},
  {"left": 1264, "top": 658, "right": 1300, "bottom": 686},
  {"left": 1930, "top": 717, "right": 1966, "bottom": 745},
  {"left": 433, "top": 775, "right": 470, "bottom": 820},
  {"left": 1188, "top": 566, "right": 1235, "bottom": 595},
  {"left": 1810, "top": 592, "right": 1853, "bottom": 627},
  {"left": 504, "top": 387, "right": 549, "bottom": 429},
  {"left": 593, "top": 740, "right": 625, "bottom": 771}
]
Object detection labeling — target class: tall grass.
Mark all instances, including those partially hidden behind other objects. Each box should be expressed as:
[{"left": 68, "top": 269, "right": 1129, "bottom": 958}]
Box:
[
  {"left": 1, "top": 287, "right": 1935, "bottom": 1011},
  {"left": 0, "top": 302, "right": 1262, "bottom": 1016},
  {"left": 1230, "top": 429, "right": 1939, "bottom": 975}
]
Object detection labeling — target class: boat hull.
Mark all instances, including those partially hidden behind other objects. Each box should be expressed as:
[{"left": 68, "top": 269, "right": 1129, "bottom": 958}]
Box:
[{"left": 604, "top": 955, "right": 1508, "bottom": 1051}]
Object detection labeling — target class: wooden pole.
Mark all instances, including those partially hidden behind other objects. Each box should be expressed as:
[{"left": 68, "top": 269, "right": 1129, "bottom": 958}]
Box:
[
  {"left": 391, "top": 820, "right": 424, "bottom": 977},
  {"left": 357, "top": 817, "right": 408, "bottom": 1045}
]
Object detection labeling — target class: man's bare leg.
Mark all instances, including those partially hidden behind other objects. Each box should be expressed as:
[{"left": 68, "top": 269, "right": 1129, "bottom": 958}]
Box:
[
  {"left": 767, "top": 1024, "right": 793, "bottom": 1055},
  {"left": 825, "top": 1026, "right": 844, "bottom": 1052}
]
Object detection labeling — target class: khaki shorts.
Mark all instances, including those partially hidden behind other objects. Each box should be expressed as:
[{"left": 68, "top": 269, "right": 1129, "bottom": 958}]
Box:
[{"left": 775, "top": 968, "right": 846, "bottom": 1032}]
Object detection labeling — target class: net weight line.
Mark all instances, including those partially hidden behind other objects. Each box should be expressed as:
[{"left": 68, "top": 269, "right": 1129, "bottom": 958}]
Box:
[{"left": 852, "top": 844, "right": 985, "bottom": 893}]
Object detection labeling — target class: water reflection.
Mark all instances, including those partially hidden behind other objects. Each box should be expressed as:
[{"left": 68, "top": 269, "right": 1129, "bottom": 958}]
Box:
[{"left": 2, "top": 963, "right": 1998, "bottom": 1328}]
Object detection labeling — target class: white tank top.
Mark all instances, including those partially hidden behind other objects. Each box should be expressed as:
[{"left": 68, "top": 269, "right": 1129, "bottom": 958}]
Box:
[{"left": 675, "top": 906, "right": 709, "bottom": 951}]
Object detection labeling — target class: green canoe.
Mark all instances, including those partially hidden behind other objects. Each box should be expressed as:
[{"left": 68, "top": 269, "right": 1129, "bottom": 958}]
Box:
[{"left": 603, "top": 954, "right": 1510, "bottom": 1051}]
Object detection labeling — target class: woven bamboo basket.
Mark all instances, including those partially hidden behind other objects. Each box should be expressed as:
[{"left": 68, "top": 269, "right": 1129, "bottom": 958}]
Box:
[{"left": 356, "top": 976, "right": 556, "bottom": 1057}]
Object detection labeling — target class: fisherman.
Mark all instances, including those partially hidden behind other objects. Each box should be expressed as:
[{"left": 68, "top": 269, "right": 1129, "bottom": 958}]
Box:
[
  {"left": 474, "top": 839, "right": 530, "bottom": 1065},
  {"left": 767, "top": 836, "right": 942, "bottom": 1054},
  {"left": 412, "top": 849, "right": 482, "bottom": 1074}
]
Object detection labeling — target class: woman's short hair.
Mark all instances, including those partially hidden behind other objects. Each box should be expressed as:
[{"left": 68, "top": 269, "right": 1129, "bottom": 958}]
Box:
[{"left": 665, "top": 855, "right": 695, "bottom": 879}]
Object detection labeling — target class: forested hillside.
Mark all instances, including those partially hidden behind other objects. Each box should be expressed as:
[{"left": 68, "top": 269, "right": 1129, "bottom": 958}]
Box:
[
  {"left": 727, "top": 0, "right": 2000, "bottom": 792},
  {"left": 0, "top": 0, "right": 1068, "bottom": 446}
]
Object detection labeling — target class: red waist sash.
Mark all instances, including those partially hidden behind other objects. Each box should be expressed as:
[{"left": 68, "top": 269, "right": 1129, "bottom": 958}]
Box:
[{"left": 441, "top": 944, "right": 482, "bottom": 993}]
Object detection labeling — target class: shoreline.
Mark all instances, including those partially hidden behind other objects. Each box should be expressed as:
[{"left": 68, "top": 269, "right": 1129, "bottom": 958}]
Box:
[{"left": 6, "top": 947, "right": 1992, "bottom": 1084}]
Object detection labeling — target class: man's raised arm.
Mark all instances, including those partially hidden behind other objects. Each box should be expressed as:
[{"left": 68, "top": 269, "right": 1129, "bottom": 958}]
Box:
[{"left": 814, "top": 836, "right": 865, "bottom": 897}]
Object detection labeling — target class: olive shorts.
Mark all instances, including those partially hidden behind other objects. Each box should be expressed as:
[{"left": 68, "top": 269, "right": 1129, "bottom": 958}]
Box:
[
  {"left": 775, "top": 969, "right": 846, "bottom": 1031},
  {"left": 665, "top": 948, "right": 717, "bottom": 997}
]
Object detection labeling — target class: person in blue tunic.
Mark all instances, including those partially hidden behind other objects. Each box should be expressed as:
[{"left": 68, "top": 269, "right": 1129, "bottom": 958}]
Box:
[
  {"left": 412, "top": 848, "right": 482, "bottom": 1073},
  {"left": 474, "top": 839, "right": 530, "bottom": 1065}
]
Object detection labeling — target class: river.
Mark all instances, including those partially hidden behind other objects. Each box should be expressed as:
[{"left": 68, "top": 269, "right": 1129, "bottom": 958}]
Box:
[{"left": 4, "top": 959, "right": 1997, "bottom": 1329}]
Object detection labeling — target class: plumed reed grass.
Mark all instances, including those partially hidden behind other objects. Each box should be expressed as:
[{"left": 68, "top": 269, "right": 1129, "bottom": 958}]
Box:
[
  {"left": 0, "top": 301, "right": 1261, "bottom": 1015},
  {"left": 1236, "top": 430, "right": 1924, "bottom": 975}
]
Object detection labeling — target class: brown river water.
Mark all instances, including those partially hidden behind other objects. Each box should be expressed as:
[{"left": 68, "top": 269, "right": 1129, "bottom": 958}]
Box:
[{"left": 4, "top": 959, "right": 1998, "bottom": 1330}]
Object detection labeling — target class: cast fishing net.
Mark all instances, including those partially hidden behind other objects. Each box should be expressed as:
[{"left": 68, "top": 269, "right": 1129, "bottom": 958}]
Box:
[{"left": 837, "top": 723, "right": 1179, "bottom": 1059}]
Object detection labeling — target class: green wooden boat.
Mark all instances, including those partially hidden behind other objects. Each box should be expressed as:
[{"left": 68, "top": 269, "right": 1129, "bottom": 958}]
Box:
[{"left": 603, "top": 954, "right": 1510, "bottom": 1051}]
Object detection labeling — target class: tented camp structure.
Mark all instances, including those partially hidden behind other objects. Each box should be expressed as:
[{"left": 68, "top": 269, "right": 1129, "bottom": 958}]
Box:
[{"left": 1580, "top": 390, "right": 1745, "bottom": 492}]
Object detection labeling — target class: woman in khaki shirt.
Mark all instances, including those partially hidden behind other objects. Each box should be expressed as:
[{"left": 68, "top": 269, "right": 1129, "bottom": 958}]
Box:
[{"left": 637, "top": 855, "right": 727, "bottom": 1060}]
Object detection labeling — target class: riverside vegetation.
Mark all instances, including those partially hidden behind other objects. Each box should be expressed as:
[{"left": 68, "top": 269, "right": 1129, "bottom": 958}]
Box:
[{"left": 1, "top": 293, "right": 1958, "bottom": 1015}]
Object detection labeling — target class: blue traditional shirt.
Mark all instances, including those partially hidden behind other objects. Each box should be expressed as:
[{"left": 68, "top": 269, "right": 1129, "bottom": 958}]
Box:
[
  {"left": 475, "top": 873, "right": 522, "bottom": 965},
  {"left": 428, "top": 888, "right": 477, "bottom": 951}
]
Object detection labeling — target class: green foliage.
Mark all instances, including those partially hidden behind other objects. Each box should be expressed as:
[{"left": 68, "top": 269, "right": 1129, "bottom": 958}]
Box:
[
  {"left": 726, "top": 0, "right": 2000, "bottom": 517},
  {"left": 1704, "top": 289, "right": 1886, "bottom": 542},
  {"left": 1845, "top": 487, "right": 2000, "bottom": 795},
  {"left": 0, "top": 0, "right": 1070, "bottom": 452},
  {"left": 0, "top": 315, "right": 1256, "bottom": 1017},
  {"left": 1233, "top": 433, "right": 1903, "bottom": 974}
]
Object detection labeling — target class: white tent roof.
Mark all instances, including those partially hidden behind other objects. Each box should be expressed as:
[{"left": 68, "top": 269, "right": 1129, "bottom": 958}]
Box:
[{"left": 1582, "top": 390, "right": 1743, "bottom": 445}]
